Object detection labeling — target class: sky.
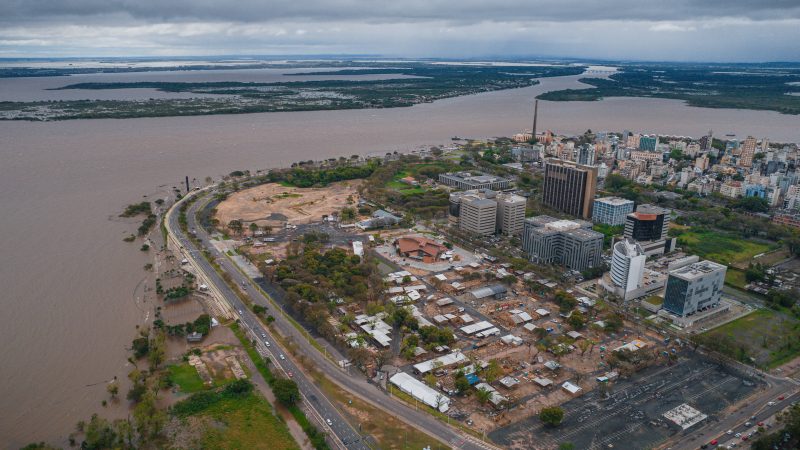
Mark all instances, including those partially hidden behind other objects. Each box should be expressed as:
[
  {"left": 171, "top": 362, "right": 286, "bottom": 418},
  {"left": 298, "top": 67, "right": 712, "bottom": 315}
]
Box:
[{"left": 2, "top": 0, "right": 800, "bottom": 62}]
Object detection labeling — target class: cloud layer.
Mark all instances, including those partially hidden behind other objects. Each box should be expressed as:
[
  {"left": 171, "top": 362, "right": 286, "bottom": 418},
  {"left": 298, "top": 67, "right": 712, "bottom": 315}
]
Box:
[{"left": 2, "top": 1, "right": 799, "bottom": 61}]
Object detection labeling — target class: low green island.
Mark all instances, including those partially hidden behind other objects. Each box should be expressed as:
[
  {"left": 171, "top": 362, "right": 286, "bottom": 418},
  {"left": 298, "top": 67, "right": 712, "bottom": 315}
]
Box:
[
  {"left": 0, "top": 64, "right": 583, "bottom": 121},
  {"left": 537, "top": 63, "right": 800, "bottom": 115}
]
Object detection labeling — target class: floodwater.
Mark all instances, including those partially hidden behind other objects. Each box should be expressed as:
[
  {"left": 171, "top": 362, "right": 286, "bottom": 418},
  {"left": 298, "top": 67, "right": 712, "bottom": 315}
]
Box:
[{"left": 1, "top": 68, "right": 799, "bottom": 447}]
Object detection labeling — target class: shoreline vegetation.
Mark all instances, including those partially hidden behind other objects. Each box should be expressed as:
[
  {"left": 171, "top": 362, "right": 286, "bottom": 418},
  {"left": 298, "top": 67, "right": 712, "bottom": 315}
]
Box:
[
  {"left": 0, "top": 64, "right": 583, "bottom": 121},
  {"left": 537, "top": 64, "right": 800, "bottom": 115}
]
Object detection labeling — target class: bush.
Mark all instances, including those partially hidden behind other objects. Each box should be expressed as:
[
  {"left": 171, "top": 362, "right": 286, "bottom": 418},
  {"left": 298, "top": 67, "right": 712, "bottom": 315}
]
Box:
[
  {"left": 539, "top": 406, "right": 565, "bottom": 427},
  {"left": 273, "top": 378, "right": 301, "bottom": 406}
]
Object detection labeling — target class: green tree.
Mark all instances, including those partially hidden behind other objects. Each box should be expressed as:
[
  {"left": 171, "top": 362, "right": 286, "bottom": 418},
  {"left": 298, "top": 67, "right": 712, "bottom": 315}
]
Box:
[
  {"left": 228, "top": 219, "right": 243, "bottom": 235},
  {"left": 273, "top": 378, "right": 301, "bottom": 406},
  {"left": 475, "top": 387, "right": 492, "bottom": 405},
  {"left": 454, "top": 371, "right": 471, "bottom": 394},
  {"left": 539, "top": 406, "right": 565, "bottom": 427},
  {"left": 484, "top": 360, "right": 502, "bottom": 383},
  {"left": 567, "top": 311, "right": 586, "bottom": 330},
  {"left": 249, "top": 222, "right": 259, "bottom": 234}
]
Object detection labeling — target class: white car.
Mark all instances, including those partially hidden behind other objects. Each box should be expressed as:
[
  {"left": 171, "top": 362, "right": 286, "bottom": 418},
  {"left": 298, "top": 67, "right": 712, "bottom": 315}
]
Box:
[
  {"left": 726, "top": 430, "right": 733, "bottom": 435},
  {"left": 326, "top": 419, "right": 332, "bottom": 426},
  {"left": 264, "top": 341, "right": 270, "bottom": 347},
  {"left": 261, "top": 332, "right": 266, "bottom": 338},
  {"left": 279, "top": 354, "right": 285, "bottom": 360}
]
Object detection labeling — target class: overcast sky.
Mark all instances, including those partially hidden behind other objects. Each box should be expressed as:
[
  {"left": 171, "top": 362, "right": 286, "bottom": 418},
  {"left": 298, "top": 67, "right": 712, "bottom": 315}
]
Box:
[{"left": 2, "top": 0, "right": 800, "bottom": 61}]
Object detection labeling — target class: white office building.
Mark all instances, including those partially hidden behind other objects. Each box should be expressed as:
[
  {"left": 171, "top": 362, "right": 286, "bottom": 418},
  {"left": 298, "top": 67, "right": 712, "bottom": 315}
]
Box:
[
  {"left": 610, "top": 239, "right": 646, "bottom": 294},
  {"left": 496, "top": 192, "right": 527, "bottom": 235}
]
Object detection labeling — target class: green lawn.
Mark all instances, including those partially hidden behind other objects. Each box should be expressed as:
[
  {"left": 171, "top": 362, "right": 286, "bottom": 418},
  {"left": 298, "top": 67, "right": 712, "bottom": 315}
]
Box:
[
  {"left": 675, "top": 230, "right": 777, "bottom": 266},
  {"left": 725, "top": 268, "right": 748, "bottom": 289},
  {"left": 169, "top": 363, "right": 207, "bottom": 393},
  {"left": 201, "top": 394, "right": 298, "bottom": 450},
  {"left": 699, "top": 309, "right": 800, "bottom": 368}
]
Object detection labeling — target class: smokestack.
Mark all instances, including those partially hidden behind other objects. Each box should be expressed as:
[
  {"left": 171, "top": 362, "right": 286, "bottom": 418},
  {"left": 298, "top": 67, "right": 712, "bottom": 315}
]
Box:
[
  {"left": 185, "top": 176, "right": 190, "bottom": 192},
  {"left": 532, "top": 99, "right": 539, "bottom": 141}
]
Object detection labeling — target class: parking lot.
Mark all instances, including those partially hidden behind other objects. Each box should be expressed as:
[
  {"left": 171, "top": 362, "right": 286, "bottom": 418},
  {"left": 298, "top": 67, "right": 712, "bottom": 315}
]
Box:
[{"left": 489, "top": 353, "right": 763, "bottom": 450}]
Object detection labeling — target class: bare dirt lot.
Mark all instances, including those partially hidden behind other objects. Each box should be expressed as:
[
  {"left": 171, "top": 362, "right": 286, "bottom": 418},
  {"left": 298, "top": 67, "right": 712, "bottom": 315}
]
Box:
[{"left": 215, "top": 181, "right": 361, "bottom": 228}]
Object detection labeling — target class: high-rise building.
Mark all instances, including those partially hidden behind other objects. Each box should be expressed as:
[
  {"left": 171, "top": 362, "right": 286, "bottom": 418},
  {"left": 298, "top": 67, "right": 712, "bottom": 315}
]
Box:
[
  {"left": 624, "top": 204, "right": 672, "bottom": 256},
  {"left": 522, "top": 216, "right": 603, "bottom": 271},
  {"left": 699, "top": 130, "right": 713, "bottom": 151},
  {"left": 496, "top": 192, "right": 527, "bottom": 236},
  {"left": 450, "top": 189, "right": 525, "bottom": 236},
  {"left": 626, "top": 133, "right": 641, "bottom": 149},
  {"left": 592, "top": 197, "right": 635, "bottom": 226},
  {"left": 639, "top": 135, "right": 658, "bottom": 151},
  {"left": 662, "top": 260, "right": 727, "bottom": 317},
  {"left": 610, "top": 239, "right": 646, "bottom": 294},
  {"left": 740, "top": 136, "right": 757, "bottom": 168},
  {"left": 459, "top": 193, "right": 497, "bottom": 236},
  {"left": 577, "top": 145, "right": 596, "bottom": 165},
  {"left": 542, "top": 159, "right": 598, "bottom": 219}
]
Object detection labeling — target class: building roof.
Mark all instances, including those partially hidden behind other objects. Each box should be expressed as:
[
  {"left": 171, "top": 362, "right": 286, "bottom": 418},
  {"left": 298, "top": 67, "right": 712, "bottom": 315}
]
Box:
[
  {"left": 460, "top": 320, "right": 494, "bottom": 335},
  {"left": 471, "top": 284, "right": 508, "bottom": 299},
  {"left": 595, "top": 196, "right": 634, "bottom": 206},
  {"left": 390, "top": 372, "right": 450, "bottom": 412},
  {"left": 413, "top": 352, "right": 467, "bottom": 374},
  {"left": 562, "top": 381, "right": 582, "bottom": 394},
  {"left": 395, "top": 236, "right": 448, "bottom": 258},
  {"left": 669, "top": 260, "right": 727, "bottom": 280}
]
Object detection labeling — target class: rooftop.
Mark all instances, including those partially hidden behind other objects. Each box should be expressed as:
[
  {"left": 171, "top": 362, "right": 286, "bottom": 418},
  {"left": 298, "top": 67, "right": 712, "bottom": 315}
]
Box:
[
  {"left": 670, "top": 260, "right": 727, "bottom": 280},
  {"left": 596, "top": 196, "right": 634, "bottom": 206}
]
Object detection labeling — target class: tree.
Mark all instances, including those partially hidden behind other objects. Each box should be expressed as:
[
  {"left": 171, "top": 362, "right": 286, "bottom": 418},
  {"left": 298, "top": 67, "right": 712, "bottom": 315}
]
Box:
[
  {"left": 567, "top": 311, "right": 586, "bottom": 330},
  {"left": 454, "top": 371, "right": 471, "bottom": 394},
  {"left": 559, "top": 444, "right": 576, "bottom": 450},
  {"left": 484, "top": 360, "right": 502, "bottom": 383},
  {"left": 475, "top": 387, "right": 492, "bottom": 405},
  {"left": 228, "top": 219, "right": 243, "bottom": 235},
  {"left": 106, "top": 380, "right": 119, "bottom": 399},
  {"left": 249, "top": 222, "right": 259, "bottom": 234},
  {"left": 273, "top": 378, "right": 301, "bottom": 406},
  {"left": 539, "top": 406, "right": 565, "bottom": 427},
  {"left": 424, "top": 373, "right": 437, "bottom": 387}
]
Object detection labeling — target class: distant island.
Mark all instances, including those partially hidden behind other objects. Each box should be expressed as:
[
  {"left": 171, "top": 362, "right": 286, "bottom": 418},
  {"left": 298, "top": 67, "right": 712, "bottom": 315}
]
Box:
[
  {"left": 0, "top": 64, "right": 583, "bottom": 121},
  {"left": 537, "top": 63, "right": 800, "bottom": 115}
]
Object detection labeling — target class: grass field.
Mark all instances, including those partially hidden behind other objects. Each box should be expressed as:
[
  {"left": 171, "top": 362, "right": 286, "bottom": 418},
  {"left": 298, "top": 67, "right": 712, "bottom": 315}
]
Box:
[
  {"left": 200, "top": 394, "right": 298, "bottom": 450},
  {"left": 700, "top": 309, "right": 800, "bottom": 368},
  {"left": 725, "top": 268, "right": 748, "bottom": 289},
  {"left": 169, "top": 363, "right": 207, "bottom": 393},
  {"left": 386, "top": 171, "right": 427, "bottom": 196},
  {"left": 675, "top": 230, "right": 777, "bottom": 266}
]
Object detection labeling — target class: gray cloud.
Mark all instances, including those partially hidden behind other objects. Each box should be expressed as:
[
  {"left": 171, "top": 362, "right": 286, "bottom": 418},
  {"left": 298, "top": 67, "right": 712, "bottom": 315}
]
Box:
[
  {"left": 4, "top": 0, "right": 800, "bottom": 24},
  {"left": 1, "top": 1, "right": 799, "bottom": 61}
]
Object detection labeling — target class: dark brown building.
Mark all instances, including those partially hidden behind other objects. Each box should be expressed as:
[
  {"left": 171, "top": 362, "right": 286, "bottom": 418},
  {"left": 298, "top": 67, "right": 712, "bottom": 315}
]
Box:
[{"left": 542, "top": 159, "right": 598, "bottom": 219}]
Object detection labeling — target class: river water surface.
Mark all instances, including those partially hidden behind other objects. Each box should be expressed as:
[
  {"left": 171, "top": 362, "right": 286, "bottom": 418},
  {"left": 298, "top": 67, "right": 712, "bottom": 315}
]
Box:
[{"left": 1, "top": 68, "right": 799, "bottom": 446}]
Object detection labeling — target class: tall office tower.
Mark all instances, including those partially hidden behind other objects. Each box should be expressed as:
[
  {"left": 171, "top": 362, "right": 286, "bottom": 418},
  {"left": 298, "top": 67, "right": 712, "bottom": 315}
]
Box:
[
  {"left": 610, "top": 239, "right": 646, "bottom": 295},
  {"left": 532, "top": 99, "right": 539, "bottom": 140},
  {"left": 626, "top": 133, "right": 641, "bottom": 149},
  {"left": 624, "top": 204, "right": 672, "bottom": 256},
  {"left": 740, "top": 136, "right": 757, "bottom": 168},
  {"left": 592, "top": 197, "right": 635, "bottom": 226},
  {"left": 699, "top": 130, "right": 713, "bottom": 151},
  {"left": 662, "top": 260, "right": 727, "bottom": 317},
  {"left": 458, "top": 191, "right": 498, "bottom": 236},
  {"left": 496, "top": 192, "right": 527, "bottom": 236},
  {"left": 761, "top": 138, "right": 770, "bottom": 152},
  {"left": 542, "top": 159, "right": 598, "bottom": 219},
  {"left": 577, "top": 145, "right": 596, "bottom": 166},
  {"left": 522, "top": 216, "right": 604, "bottom": 271},
  {"left": 639, "top": 135, "right": 658, "bottom": 151}
]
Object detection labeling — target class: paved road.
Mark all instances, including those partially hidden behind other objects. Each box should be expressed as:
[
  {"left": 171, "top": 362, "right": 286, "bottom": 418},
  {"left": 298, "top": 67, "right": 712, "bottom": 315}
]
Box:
[
  {"left": 172, "top": 189, "right": 497, "bottom": 450},
  {"left": 667, "top": 376, "right": 799, "bottom": 450},
  {"left": 168, "top": 192, "right": 368, "bottom": 450}
]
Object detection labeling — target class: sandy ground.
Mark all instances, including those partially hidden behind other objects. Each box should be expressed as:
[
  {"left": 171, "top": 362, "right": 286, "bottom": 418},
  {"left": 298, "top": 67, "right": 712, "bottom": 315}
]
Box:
[{"left": 215, "top": 181, "right": 361, "bottom": 228}]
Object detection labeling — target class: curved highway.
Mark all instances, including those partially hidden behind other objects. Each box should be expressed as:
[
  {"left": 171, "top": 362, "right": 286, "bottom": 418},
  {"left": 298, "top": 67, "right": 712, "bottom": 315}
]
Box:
[{"left": 168, "top": 187, "right": 498, "bottom": 450}]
